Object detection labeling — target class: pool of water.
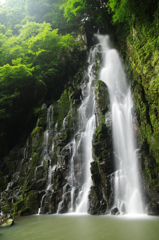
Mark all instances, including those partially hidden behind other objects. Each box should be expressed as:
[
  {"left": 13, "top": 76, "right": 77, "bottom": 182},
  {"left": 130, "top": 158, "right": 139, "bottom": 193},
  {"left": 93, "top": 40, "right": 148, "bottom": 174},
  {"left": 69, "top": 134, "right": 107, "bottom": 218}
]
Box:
[{"left": 1, "top": 214, "right": 159, "bottom": 240}]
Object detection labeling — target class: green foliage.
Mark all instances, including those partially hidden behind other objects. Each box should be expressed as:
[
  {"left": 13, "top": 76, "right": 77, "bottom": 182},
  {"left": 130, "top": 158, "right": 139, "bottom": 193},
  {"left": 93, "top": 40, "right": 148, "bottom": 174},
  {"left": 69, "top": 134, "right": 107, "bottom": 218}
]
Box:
[
  {"left": 13, "top": 198, "right": 25, "bottom": 216},
  {"left": 2, "top": 203, "right": 12, "bottom": 214},
  {"left": 60, "top": 0, "right": 86, "bottom": 22},
  {"left": 0, "top": 2, "right": 86, "bottom": 157},
  {"left": 61, "top": 0, "right": 110, "bottom": 34},
  {"left": 108, "top": 0, "right": 159, "bottom": 25}
]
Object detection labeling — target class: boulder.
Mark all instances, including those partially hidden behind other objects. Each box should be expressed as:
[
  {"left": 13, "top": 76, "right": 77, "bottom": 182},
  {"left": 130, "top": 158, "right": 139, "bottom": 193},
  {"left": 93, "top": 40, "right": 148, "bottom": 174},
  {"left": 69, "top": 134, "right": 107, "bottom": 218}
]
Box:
[
  {"left": 1, "top": 218, "right": 14, "bottom": 227},
  {"left": 111, "top": 207, "right": 120, "bottom": 215}
]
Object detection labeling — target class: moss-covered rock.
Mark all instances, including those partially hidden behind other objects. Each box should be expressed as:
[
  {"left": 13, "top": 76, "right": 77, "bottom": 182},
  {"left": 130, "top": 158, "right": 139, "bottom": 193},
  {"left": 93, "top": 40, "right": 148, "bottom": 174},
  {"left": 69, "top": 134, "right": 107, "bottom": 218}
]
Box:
[
  {"left": 1, "top": 218, "right": 14, "bottom": 227},
  {"left": 25, "top": 190, "right": 39, "bottom": 214},
  {"left": 120, "top": 27, "right": 159, "bottom": 211},
  {"left": 147, "top": 200, "right": 159, "bottom": 216},
  {"left": 95, "top": 80, "right": 110, "bottom": 124},
  {"left": 88, "top": 77, "right": 113, "bottom": 214}
]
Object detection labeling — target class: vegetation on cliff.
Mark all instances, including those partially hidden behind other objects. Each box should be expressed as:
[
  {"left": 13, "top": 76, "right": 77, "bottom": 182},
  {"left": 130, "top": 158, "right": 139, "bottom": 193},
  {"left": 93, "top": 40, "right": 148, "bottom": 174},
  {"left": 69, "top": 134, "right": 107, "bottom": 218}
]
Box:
[{"left": 107, "top": 0, "right": 159, "bottom": 204}]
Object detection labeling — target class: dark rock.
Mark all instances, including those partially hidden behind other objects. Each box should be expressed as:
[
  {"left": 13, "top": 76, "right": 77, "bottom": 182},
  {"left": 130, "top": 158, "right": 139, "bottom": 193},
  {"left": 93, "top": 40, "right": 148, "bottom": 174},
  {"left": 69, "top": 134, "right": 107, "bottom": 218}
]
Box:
[
  {"left": 88, "top": 186, "right": 107, "bottom": 215},
  {"left": 71, "top": 88, "right": 81, "bottom": 101},
  {"left": 20, "top": 208, "right": 31, "bottom": 216},
  {"left": 26, "top": 178, "right": 46, "bottom": 192},
  {"left": 35, "top": 178, "right": 46, "bottom": 191},
  {"left": 41, "top": 191, "right": 58, "bottom": 214},
  {"left": 58, "top": 192, "right": 71, "bottom": 213},
  {"left": 25, "top": 190, "right": 39, "bottom": 214},
  {"left": 20, "top": 162, "right": 28, "bottom": 177},
  {"left": 111, "top": 207, "right": 120, "bottom": 215},
  {"left": 95, "top": 80, "right": 110, "bottom": 124},
  {"left": 147, "top": 201, "right": 159, "bottom": 215},
  {"left": 35, "top": 166, "right": 44, "bottom": 180}
]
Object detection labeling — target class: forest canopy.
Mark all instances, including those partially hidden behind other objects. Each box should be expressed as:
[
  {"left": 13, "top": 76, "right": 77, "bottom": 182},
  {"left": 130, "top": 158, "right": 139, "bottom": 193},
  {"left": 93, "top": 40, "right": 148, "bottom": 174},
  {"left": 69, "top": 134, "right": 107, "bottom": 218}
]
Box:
[{"left": 0, "top": 0, "right": 87, "bottom": 157}]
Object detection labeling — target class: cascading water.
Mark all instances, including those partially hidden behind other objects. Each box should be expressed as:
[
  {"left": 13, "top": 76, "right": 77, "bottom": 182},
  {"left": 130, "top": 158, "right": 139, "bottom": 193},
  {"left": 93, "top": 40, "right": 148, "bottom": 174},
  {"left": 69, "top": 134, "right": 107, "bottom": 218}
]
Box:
[
  {"left": 75, "top": 51, "right": 96, "bottom": 213},
  {"left": 38, "top": 105, "right": 55, "bottom": 214},
  {"left": 56, "top": 46, "right": 97, "bottom": 214},
  {"left": 97, "top": 34, "right": 144, "bottom": 214}
]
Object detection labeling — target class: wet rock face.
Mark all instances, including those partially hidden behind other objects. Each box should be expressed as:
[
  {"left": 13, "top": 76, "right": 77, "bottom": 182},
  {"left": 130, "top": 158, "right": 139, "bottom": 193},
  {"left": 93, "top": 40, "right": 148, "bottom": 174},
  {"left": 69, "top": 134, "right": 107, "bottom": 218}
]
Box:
[
  {"left": 132, "top": 79, "right": 159, "bottom": 214},
  {"left": 41, "top": 191, "right": 57, "bottom": 214},
  {"left": 0, "top": 107, "right": 48, "bottom": 216},
  {"left": 35, "top": 166, "right": 44, "bottom": 180},
  {"left": 144, "top": 156, "right": 159, "bottom": 208},
  {"left": 88, "top": 186, "right": 107, "bottom": 215},
  {"left": 88, "top": 80, "right": 114, "bottom": 215},
  {"left": 138, "top": 144, "right": 159, "bottom": 213},
  {"left": 147, "top": 201, "right": 159, "bottom": 216},
  {"left": 25, "top": 190, "right": 39, "bottom": 214}
]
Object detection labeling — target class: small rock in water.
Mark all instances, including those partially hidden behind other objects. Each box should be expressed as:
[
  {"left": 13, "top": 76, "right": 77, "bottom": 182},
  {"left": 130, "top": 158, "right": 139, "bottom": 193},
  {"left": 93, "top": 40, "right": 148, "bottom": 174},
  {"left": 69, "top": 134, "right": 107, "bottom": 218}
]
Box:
[
  {"left": 1, "top": 218, "right": 14, "bottom": 227},
  {"left": 111, "top": 207, "right": 120, "bottom": 215}
]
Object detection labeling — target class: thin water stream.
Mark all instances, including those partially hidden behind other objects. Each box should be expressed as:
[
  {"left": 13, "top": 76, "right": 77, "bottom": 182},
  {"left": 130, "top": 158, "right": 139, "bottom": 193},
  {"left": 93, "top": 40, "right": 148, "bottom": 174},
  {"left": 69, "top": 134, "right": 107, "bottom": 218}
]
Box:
[{"left": 1, "top": 215, "right": 159, "bottom": 240}]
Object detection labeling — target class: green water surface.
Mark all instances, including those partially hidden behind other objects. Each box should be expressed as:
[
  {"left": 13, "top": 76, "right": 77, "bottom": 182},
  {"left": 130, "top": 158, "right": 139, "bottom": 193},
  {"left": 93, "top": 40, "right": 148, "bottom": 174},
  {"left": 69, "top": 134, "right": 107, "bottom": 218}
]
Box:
[{"left": 0, "top": 214, "right": 159, "bottom": 240}]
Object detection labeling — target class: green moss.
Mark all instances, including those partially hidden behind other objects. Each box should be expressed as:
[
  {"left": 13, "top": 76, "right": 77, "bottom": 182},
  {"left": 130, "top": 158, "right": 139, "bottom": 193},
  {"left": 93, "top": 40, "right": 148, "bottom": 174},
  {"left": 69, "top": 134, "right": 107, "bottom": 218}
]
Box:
[
  {"left": 2, "top": 203, "right": 12, "bottom": 214},
  {"left": 31, "top": 126, "right": 42, "bottom": 138},
  {"left": 13, "top": 198, "right": 25, "bottom": 216},
  {"left": 37, "top": 118, "right": 42, "bottom": 126},
  {"left": 127, "top": 28, "right": 159, "bottom": 164},
  {"left": 95, "top": 123, "right": 107, "bottom": 139},
  {"left": 1, "top": 219, "right": 14, "bottom": 227},
  {"left": 95, "top": 80, "right": 110, "bottom": 124}
]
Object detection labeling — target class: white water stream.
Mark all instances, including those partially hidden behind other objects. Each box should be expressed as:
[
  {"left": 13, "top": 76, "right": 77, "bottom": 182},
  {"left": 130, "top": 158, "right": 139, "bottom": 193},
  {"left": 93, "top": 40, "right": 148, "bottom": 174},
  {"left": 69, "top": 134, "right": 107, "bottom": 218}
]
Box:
[
  {"left": 38, "top": 105, "right": 55, "bottom": 214},
  {"left": 98, "top": 34, "right": 144, "bottom": 214},
  {"left": 56, "top": 46, "right": 97, "bottom": 213},
  {"left": 74, "top": 47, "right": 97, "bottom": 213}
]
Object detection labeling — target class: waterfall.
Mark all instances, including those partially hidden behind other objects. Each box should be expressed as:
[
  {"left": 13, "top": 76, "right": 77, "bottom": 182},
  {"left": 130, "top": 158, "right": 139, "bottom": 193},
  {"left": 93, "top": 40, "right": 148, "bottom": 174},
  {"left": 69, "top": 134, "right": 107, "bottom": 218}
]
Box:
[
  {"left": 97, "top": 34, "right": 144, "bottom": 214},
  {"left": 38, "top": 105, "right": 55, "bottom": 214},
  {"left": 74, "top": 47, "right": 97, "bottom": 213},
  {"left": 39, "top": 34, "right": 144, "bottom": 215},
  {"left": 56, "top": 46, "right": 97, "bottom": 214}
]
